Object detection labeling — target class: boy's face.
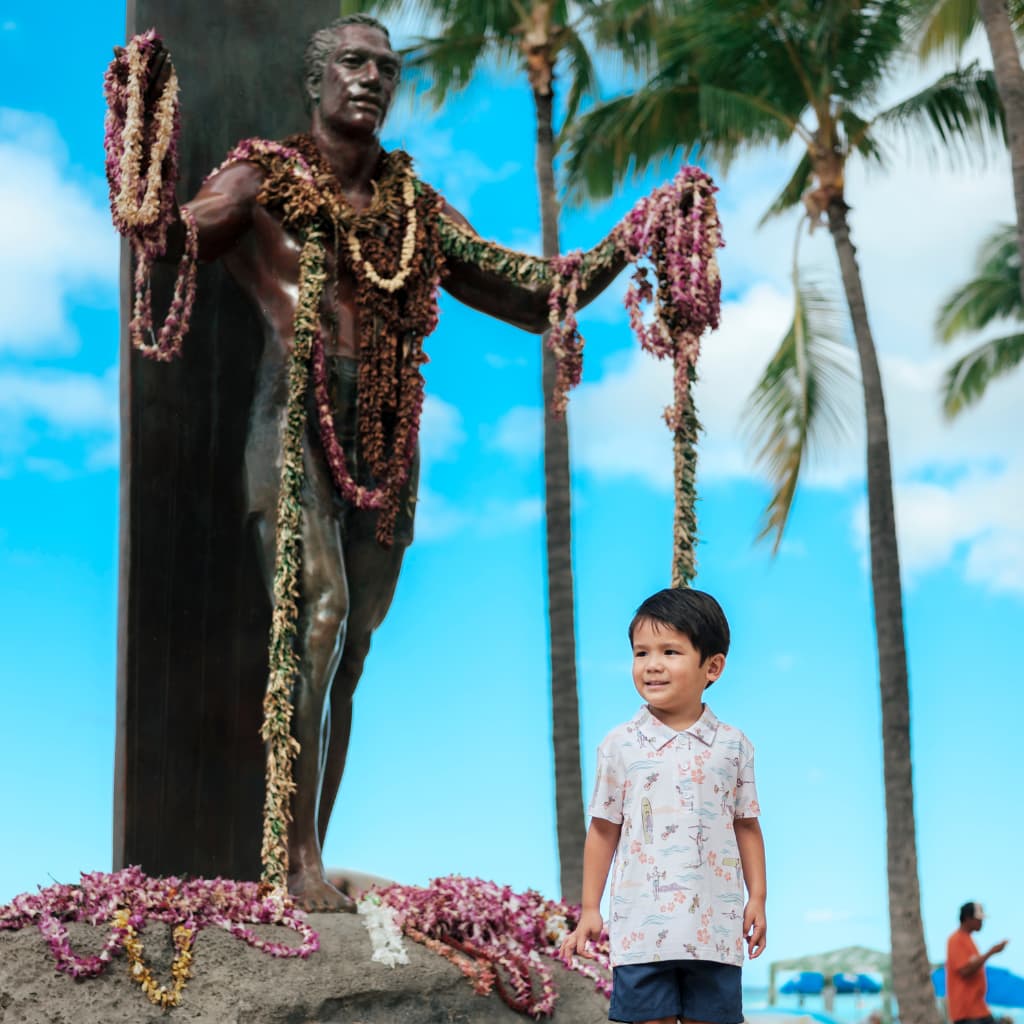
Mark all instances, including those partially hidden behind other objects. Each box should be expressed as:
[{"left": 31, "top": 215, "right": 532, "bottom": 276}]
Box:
[{"left": 631, "top": 618, "right": 725, "bottom": 726}]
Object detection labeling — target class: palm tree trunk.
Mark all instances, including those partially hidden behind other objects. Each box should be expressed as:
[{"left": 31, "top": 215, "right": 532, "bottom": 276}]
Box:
[
  {"left": 534, "top": 80, "right": 585, "bottom": 905},
  {"left": 977, "top": 0, "right": 1024, "bottom": 306},
  {"left": 826, "top": 201, "right": 942, "bottom": 1024}
]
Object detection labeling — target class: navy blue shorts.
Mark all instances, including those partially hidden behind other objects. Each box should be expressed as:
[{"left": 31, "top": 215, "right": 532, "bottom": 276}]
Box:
[{"left": 609, "top": 960, "right": 743, "bottom": 1023}]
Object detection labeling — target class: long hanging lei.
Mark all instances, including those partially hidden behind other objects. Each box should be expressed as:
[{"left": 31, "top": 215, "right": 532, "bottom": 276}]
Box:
[{"left": 103, "top": 24, "right": 723, "bottom": 943}]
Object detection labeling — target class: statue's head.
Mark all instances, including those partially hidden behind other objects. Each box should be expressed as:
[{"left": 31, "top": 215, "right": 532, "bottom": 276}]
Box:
[{"left": 304, "top": 15, "right": 401, "bottom": 136}]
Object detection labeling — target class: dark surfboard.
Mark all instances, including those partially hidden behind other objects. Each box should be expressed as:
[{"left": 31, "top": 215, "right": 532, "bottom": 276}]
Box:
[{"left": 115, "top": 0, "right": 336, "bottom": 880}]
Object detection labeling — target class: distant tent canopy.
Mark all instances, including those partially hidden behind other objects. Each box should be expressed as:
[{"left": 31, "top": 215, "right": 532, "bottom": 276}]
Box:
[
  {"left": 769, "top": 947, "right": 892, "bottom": 1004},
  {"left": 932, "top": 965, "right": 1024, "bottom": 1008},
  {"left": 781, "top": 973, "right": 825, "bottom": 995},
  {"left": 834, "top": 972, "right": 883, "bottom": 994}
]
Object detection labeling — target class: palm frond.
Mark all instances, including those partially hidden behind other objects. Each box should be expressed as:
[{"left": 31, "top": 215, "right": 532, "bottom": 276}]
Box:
[
  {"left": 936, "top": 224, "right": 1022, "bottom": 340},
  {"left": 696, "top": 85, "right": 799, "bottom": 163},
  {"left": 875, "top": 62, "right": 1006, "bottom": 166},
  {"left": 942, "top": 332, "right": 1024, "bottom": 416},
  {"left": 758, "top": 152, "right": 813, "bottom": 226},
  {"left": 562, "top": 83, "right": 704, "bottom": 202},
  {"left": 839, "top": 108, "right": 887, "bottom": 165},
  {"left": 558, "top": 25, "right": 598, "bottom": 129},
  {"left": 400, "top": 32, "right": 493, "bottom": 104},
  {"left": 744, "top": 271, "right": 859, "bottom": 552},
  {"left": 912, "top": 0, "right": 978, "bottom": 61},
  {"left": 583, "top": 0, "right": 664, "bottom": 74}
]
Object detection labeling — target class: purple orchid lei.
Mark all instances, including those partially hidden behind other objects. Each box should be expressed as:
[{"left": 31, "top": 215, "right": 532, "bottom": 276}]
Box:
[
  {"left": 376, "top": 875, "right": 611, "bottom": 1018},
  {"left": 613, "top": 166, "right": 723, "bottom": 422},
  {"left": 0, "top": 867, "right": 318, "bottom": 989}
]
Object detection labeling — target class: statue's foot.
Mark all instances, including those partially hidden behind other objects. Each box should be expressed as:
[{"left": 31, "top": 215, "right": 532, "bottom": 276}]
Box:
[{"left": 288, "top": 871, "right": 356, "bottom": 913}]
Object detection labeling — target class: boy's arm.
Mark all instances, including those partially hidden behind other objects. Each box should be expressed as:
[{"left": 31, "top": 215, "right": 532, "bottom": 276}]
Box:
[
  {"left": 735, "top": 816, "right": 767, "bottom": 959},
  {"left": 559, "top": 817, "right": 622, "bottom": 959}
]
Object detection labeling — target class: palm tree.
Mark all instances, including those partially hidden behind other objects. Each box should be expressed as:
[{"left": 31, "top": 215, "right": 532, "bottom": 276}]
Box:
[
  {"left": 936, "top": 222, "right": 1024, "bottom": 413},
  {"left": 339, "top": 0, "right": 648, "bottom": 904},
  {"left": 914, "top": 0, "right": 1024, "bottom": 306},
  {"left": 566, "top": 2, "right": 1002, "bottom": 1019}
]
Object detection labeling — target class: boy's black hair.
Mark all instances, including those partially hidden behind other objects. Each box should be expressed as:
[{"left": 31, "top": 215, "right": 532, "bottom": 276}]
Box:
[{"left": 628, "top": 588, "right": 730, "bottom": 664}]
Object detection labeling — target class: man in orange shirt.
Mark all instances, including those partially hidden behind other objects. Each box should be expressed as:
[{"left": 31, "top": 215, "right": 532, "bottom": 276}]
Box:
[{"left": 946, "top": 901, "right": 1010, "bottom": 1024}]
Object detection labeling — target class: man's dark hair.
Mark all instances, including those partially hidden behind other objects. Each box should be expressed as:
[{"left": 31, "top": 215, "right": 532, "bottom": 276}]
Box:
[
  {"left": 304, "top": 15, "right": 396, "bottom": 106},
  {"left": 628, "top": 588, "right": 731, "bottom": 664},
  {"left": 960, "top": 901, "right": 982, "bottom": 923}
]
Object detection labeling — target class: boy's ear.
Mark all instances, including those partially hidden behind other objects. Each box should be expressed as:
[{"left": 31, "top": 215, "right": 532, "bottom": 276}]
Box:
[{"left": 704, "top": 653, "right": 726, "bottom": 686}]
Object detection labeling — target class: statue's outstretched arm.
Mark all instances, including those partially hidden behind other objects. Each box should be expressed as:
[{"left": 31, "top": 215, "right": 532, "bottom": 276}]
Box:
[
  {"left": 437, "top": 202, "right": 626, "bottom": 335},
  {"left": 159, "top": 162, "right": 264, "bottom": 264}
]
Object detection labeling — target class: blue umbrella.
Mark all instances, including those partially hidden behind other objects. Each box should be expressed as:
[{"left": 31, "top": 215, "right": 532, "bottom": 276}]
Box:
[
  {"left": 933, "top": 965, "right": 1024, "bottom": 1008},
  {"left": 833, "top": 972, "right": 883, "bottom": 994},
  {"left": 781, "top": 972, "right": 826, "bottom": 995}
]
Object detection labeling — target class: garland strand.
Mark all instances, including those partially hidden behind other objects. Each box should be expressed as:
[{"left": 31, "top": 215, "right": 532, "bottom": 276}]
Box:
[
  {"left": 0, "top": 868, "right": 317, "bottom": 1009},
  {"left": 259, "top": 224, "right": 327, "bottom": 891},
  {"left": 371, "top": 876, "right": 612, "bottom": 1018},
  {"left": 104, "top": 30, "right": 198, "bottom": 358}
]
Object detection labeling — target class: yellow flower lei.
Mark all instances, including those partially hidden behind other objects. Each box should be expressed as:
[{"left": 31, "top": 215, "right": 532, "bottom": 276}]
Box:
[{"left": 113, "top": 908, "right": 195, "bottom": 1009}]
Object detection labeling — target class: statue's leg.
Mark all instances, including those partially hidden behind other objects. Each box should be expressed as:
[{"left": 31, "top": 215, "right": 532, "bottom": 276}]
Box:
[
  {"left": 317, "top": 453, "right": 419, "bottom": 850},
  {"left": 251, "top": 434, "right": 355, "bottom": 912}
]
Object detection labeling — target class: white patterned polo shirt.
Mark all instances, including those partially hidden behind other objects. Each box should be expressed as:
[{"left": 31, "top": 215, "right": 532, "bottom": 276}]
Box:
[{"left": 589, "top": 704, "right": 759, "bottom": 967}]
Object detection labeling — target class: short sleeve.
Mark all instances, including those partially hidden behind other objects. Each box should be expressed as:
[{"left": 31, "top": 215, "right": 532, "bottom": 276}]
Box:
[
  {"left": 735, "top": 740, "right": 760, "bottom": 819},
  {"left": 947, "top": 931, "right": 971, "bottom": 971},
  {"left": 587, "top": 738, "right": 626, "bottom": 824}
]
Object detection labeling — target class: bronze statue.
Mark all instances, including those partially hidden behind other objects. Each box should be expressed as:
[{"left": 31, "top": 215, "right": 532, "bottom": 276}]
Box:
[{"left": 119, "top": 14, "right": 622, "bottom": 911}]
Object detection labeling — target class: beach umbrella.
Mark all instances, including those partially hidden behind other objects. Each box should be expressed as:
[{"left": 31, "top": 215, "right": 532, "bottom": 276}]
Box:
[
  {"left": 746, "top": 1010, "right": 842, "bottom": 1024},
  {"left": 780, "top": 972, "right": 826, "bottom": 995},
  {"left": 932, "top": 965, "right": 1024, "bottom": 1007},
  {"left": 834, "top": 972, "right": 883, "bottom": 994}
]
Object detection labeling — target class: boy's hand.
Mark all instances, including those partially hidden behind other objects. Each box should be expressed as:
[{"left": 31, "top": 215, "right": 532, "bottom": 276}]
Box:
[
  {"left": 559, "top": 908, "right": 604, "bottom": 960},
  {"left": 743, "top": 898, "right": 767, "bottom": 959}
]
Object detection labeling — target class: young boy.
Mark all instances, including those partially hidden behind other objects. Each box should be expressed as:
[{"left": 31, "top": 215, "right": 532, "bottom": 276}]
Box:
[{"left": 560, "top": 588, "right": 766, "bottom": 1024}]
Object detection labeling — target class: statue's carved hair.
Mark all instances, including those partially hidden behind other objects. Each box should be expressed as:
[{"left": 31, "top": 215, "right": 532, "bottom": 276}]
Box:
[{"left": 304, "top": 15, "right": 395, "bottom": 107}]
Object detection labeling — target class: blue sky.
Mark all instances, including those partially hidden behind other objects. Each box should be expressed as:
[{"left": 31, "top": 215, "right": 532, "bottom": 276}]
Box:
[{"left": 2, "top": 0, "right": 1023, "bottom": 991}]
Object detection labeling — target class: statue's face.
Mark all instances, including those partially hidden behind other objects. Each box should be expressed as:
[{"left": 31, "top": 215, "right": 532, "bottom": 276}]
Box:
[{"left": 316, "top": 24, "right": 400, "bottom": 137}]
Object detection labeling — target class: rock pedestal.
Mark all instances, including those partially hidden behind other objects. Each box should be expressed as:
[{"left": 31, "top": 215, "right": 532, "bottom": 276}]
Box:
[{"left": 0, "top": 913, "right": 609, "bottom": 1024}]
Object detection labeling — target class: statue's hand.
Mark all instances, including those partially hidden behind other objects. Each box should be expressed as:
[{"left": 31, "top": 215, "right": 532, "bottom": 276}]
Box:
[{"left": 112, "top": 38, "right": 174, "bottom": 107}]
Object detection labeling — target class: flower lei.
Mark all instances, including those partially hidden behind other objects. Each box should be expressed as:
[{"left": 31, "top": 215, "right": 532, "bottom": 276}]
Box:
[
  {"left": 364, "top": 876, "right": 612, "bottom": 1018},
  {"left": 103, "top": 30, "right": 198, "bottom": 361},
  {"left": 0, "top": 867, "right": 317, "bottom": 1009},
  {"left": 614, "top": 167, "right": 723, "bottom": 586},
  {"left": 437, "top": 171, "right": 723, "bottom": 585}
]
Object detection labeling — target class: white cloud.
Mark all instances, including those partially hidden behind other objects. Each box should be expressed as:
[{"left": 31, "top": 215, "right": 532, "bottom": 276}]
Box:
[
  {"left": 0, "top": 367, "right": 118, "bottom": 432},
  {"left": 419, "top": 393, "right": 466, "bottom": 466},
  {"left": 414, "top": 484, "right": 471, "bottom": 541},
  {"left": 478, "top": 497, "right": 543, "bottom": 535},
  {"left": 0, "top": 366, "right": 119, "bottom": 474},
  {"left": 384, "top": 103, "right": 520, "bottom": 218},
  {"left": 0, "top": 109, "right": 119, "bottom": 353}
]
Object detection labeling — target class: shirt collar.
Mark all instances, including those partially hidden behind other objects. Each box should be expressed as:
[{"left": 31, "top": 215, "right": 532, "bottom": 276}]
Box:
[{"left": 631, "top": 704, "right": 720, "bottom": 751}]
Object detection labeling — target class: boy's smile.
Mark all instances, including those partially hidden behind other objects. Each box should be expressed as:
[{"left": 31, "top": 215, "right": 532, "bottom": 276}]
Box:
[{"left": 631, "top": 618, "right": 725, "bottom": 731}]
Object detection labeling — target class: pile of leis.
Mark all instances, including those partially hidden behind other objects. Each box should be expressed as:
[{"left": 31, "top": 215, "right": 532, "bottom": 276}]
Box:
[
  {"left": 103, "top": 30, "right": 198, "bottom": 361},
  {"left": 104, "top": 31, "right": 723, "bottom": 890},
  {"left": 0, "top": 867, "right": 317, "bottom": 1009},
  {"left": 361, "top": 876, "right": 612, "bottom": 1018}
]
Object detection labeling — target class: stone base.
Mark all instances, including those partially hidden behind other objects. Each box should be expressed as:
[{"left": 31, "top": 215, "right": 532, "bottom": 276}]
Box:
[{"left": 0, "top": 912, "right": 609, "bottom": 1023}]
